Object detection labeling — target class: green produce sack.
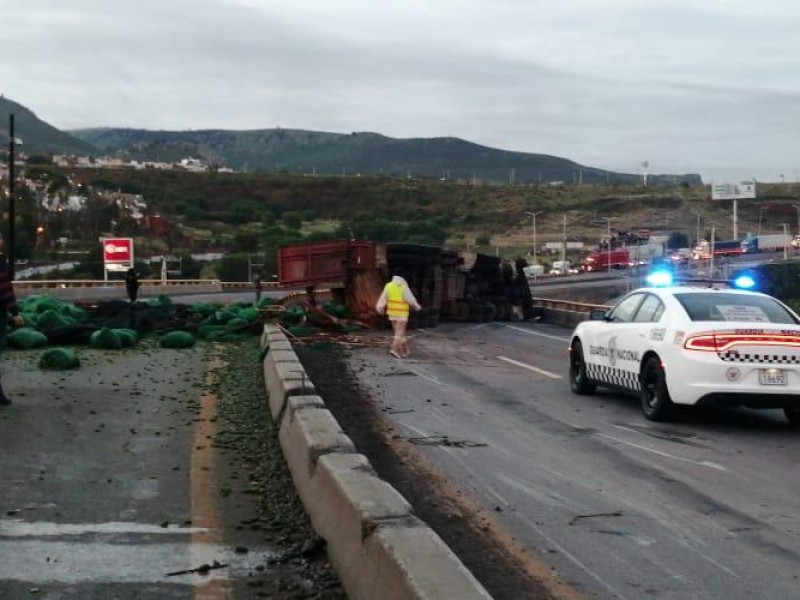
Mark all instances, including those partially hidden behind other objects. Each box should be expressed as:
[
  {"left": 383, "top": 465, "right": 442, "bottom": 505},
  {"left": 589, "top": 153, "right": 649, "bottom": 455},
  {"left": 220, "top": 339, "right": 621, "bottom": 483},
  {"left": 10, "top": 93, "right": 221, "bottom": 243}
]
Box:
[
  {"left": 90, "top": 328, "right": 123, "bottom": 350},
  {"left": 224, "top": 317, "right": 248, "bottom": 332},
  {"left": 112, "top": 329, "right": 138, "bottom": 348},
  {"left": 160, "top": 331, "right": 196, "bottom": 348},
  {"left": 36, "top": 309, "right": 73, "bottom": 329},
  {"left": 8, "top": 328, "right": 49, "bottom": 349},
  {"left": 40, "top": 347, "right": 80, "bottom": 370}
]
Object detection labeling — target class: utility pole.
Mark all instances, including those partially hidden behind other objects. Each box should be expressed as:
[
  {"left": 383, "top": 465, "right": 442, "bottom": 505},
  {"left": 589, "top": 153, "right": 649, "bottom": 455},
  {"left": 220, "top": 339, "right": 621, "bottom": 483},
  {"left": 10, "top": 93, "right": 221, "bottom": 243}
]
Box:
[
  {"left": 793, "top": 204, "right": 800, "bottom": 236},
  {"left": 784, "top": 223, "right": 790, "bottom": 259},
  {"left": 561, "top": 214, "right": 568, "bottom": 273},
  {"left": 7, "top": 114, "right": 16, "bottom": 278},
  {"left": 525, "top": 211, "right": 543, "bottom": 265}
]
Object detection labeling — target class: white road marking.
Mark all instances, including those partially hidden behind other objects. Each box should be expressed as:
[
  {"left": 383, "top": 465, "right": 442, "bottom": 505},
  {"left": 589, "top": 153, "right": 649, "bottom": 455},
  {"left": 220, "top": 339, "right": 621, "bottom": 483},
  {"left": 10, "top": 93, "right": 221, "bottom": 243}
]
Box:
[
  {"left": 500, "top": 324, "right": 570, "bottom": 343},
  {"left": 496, "top": 355, "right": 562, "bottom": 379},
  {"left": 596, "top": 433, "right": 728, "bottom": 472},
  {"left": 0, "top": 520, "right": 208, "bottom": 537}
]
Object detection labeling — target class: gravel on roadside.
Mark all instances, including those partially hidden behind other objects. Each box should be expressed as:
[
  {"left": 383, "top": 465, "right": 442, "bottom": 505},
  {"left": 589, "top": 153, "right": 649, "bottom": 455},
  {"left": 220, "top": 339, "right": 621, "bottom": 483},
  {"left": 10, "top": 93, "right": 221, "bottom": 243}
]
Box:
[{"left": 211, "top": 340, "right": 346, "bottom": 600}]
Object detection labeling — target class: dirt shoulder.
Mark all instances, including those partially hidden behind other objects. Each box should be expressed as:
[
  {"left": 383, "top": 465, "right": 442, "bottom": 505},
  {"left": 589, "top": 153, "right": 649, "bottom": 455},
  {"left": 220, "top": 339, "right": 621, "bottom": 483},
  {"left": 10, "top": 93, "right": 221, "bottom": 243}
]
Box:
[{"left": 297, "top": 344, "right": 579, "bottom": 600}]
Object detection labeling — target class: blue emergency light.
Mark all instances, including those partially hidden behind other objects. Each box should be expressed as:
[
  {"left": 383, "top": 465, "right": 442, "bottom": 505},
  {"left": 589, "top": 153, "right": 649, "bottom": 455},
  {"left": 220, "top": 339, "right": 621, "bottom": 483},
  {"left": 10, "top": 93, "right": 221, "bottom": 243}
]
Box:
[
  {"left": 646, "top": 270, "right": 674, "bottom": 287},
  {"left": 733, "top": 274, "right": 756, "bottom": 290}
]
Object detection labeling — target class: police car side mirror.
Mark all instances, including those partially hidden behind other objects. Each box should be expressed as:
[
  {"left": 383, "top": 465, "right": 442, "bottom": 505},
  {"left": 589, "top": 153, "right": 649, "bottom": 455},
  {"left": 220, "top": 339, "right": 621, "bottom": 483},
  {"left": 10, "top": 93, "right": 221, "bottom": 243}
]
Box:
[{"left": 589, "top": 310, "right": 608, "bottom": 321}]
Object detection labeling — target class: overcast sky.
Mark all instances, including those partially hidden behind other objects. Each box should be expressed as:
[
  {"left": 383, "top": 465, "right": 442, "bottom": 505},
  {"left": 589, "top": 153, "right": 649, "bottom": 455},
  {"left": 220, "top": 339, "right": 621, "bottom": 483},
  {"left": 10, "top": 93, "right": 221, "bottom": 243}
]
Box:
[{"left": 3, "top": 0, "right": 800, "bottom": 182}]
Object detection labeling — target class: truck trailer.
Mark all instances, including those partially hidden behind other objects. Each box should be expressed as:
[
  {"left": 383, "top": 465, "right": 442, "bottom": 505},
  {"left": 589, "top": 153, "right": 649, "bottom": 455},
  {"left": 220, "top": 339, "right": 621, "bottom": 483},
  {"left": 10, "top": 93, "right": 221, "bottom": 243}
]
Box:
[{"left": 277, "top": 239, "right": 539, "bottom": 326}]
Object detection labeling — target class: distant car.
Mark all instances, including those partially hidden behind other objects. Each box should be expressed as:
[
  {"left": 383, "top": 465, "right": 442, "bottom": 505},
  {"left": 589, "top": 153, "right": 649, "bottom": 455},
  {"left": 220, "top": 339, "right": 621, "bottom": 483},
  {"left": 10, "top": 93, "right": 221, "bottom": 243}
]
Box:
[
  {"left": 792, "top": 235, "right": 800, "bottom": 249},
  {"left": 568, "top": 285, "right": 800, "bottom": 423}
]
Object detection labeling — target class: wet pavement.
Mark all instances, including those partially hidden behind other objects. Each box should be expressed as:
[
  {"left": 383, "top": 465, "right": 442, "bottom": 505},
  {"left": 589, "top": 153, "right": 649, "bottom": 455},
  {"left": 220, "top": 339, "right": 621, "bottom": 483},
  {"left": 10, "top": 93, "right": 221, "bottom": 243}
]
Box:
[{"left": 0, "top": 340, "right": 342, "bottom": 599}]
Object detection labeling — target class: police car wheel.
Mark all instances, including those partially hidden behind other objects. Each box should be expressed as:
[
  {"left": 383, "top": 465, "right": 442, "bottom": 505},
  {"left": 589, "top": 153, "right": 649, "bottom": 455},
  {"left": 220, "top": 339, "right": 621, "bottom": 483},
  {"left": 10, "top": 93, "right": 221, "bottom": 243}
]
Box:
[
  {"left": 640, "top": 357, "right": 674, "bottom": 421},
  {"left": 569, "top": 340, "right": 596, "bottom": 395},
  {"left": 784, "top": 408, "right": 800, "bottom": 427}
]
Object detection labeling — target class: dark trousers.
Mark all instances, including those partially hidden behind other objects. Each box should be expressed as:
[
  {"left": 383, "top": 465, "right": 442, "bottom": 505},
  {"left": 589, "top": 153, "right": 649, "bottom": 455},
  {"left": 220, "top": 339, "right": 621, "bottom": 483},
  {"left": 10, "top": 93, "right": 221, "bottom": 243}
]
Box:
[{"left": 0, "top": 310, "right": 7, "bottom": 399}]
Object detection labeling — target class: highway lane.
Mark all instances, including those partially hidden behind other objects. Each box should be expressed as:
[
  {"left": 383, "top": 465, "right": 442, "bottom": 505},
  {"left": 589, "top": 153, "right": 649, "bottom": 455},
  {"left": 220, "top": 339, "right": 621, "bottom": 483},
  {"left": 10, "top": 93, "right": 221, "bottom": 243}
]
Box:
[{"left": 347, "top": 321, "right": 800, "bottom": 600}]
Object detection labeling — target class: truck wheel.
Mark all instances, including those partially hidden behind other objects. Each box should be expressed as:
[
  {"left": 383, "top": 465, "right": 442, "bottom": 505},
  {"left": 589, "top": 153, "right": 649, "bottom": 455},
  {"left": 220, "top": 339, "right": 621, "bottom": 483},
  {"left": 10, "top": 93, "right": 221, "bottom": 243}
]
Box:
[
  {"left": 640, "top": 357, "right": 674, "bottom": 421},
  {"left": 569, "top": 340, "right": 596, "bottom": 395}
]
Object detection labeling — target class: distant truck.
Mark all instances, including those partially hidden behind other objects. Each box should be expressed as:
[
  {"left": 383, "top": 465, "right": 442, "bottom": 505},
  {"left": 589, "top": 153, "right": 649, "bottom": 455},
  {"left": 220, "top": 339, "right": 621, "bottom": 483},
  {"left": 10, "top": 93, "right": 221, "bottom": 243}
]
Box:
[
  {"left": 581, "top": 249, "right": 631, "bottom": 271},
  {"left": 692, "top": 239, "right": 748, "bottom": 260},
  {"left": 549, "top": 260, "right": 574, "bottom": 275},
  {"left": 523, "top": 264, "right": 545, "bottom": 278},
  {"left": 740, "top": 233, "right": 792, "bottom": 253}
]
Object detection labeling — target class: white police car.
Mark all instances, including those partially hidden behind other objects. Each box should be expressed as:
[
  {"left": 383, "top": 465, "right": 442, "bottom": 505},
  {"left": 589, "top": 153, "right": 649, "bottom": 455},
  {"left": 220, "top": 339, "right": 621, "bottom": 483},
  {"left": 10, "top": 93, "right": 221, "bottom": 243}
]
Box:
[{"left": 568, "top": 274, "right": 800, "bottom": 423}]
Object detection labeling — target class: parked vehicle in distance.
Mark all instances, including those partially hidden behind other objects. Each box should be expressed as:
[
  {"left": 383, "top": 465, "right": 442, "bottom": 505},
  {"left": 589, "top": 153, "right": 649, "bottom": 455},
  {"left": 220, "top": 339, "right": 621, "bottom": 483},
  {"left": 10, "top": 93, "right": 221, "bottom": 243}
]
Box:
[
  {"left": 568, "top": 282, "right": 800, "bottom": 423},
  {"left": 740, "top": 233, "right": 792, "bottom": 253},
  {"left": 523, "top": 264, "right": 545, "bottom": 278},
  {"left": 582, "top": 249, "right": 631, "bottom": 271},
  {"left": 793, "top": 235, "right": 800, "bottom": 249},
  {"left": 550, "top": 260, "right": 576, "bottom": 275},
  {"left": 692, "top": 239, "right": 748, "bottom": 260}
]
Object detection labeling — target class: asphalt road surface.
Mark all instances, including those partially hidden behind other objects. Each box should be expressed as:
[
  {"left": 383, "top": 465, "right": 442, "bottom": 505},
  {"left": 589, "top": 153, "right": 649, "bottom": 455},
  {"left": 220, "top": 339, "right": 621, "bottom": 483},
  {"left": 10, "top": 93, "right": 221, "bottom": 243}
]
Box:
[
  {"left": 347, "top": 322, "right": 800, "bottom": 600},
  {"left": 0, "top": 342, "right": 341, "bottom": 599}
]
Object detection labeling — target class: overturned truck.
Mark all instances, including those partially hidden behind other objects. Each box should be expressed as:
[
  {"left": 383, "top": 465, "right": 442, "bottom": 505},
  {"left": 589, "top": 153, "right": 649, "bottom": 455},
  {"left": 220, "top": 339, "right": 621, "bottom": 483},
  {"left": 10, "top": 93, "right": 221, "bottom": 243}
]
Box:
[{"left": 277, "top": 240, "right": 539, "bottom": 327}]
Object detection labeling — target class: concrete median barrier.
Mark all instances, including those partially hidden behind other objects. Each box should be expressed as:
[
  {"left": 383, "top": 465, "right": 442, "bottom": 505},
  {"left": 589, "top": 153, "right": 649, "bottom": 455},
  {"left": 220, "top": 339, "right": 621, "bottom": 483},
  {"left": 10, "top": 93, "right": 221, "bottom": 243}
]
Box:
[
  {"left": 263, "top": 347, "right": 314, "bottom": 417},
  {"left": 262, "top": 324, "right": 494, "bottom": 600},
  {"left": 358, "top": 522, "right": 494, "bottom": 600},
  {"left": 279, "top": 396, "right": 356, "bottom": 492}
]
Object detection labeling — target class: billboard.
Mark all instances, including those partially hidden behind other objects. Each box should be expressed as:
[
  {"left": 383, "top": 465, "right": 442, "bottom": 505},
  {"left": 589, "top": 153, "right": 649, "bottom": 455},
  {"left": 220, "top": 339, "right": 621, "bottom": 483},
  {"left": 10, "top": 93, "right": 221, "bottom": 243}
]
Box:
[{"left": 712, "top": 181, "right": 756, "bottom": 200}]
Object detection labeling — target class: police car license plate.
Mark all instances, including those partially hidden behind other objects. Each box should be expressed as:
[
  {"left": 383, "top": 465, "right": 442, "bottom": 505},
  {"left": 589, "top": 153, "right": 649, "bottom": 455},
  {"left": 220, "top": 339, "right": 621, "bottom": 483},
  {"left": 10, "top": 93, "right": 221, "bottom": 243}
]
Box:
[{"left": 758, "top": 369, "right": 787, "bottom": 386}]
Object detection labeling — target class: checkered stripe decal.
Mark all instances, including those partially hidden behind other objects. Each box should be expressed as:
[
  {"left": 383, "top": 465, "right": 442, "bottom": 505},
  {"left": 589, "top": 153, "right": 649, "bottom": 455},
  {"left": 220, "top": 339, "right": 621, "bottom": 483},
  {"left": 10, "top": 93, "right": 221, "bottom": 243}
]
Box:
[
  {"left": 586, "top": 363, "right": 640, "bottom": 390},
  {"left": 720, "top": 352, "right": 800, "bottom": 364}
]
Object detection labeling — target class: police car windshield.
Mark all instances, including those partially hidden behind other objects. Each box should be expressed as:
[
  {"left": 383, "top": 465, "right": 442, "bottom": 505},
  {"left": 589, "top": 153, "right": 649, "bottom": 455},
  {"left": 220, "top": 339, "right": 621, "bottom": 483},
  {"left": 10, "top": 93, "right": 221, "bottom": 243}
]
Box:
[{"left": 674, "top": 292, "right": 800, "bottom": 324}]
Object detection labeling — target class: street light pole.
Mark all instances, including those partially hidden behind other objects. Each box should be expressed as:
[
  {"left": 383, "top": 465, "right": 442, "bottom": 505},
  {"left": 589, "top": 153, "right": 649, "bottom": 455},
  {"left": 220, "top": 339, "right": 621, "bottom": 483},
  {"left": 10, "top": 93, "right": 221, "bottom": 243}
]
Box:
[
  {"left": 602, "top": 217, "right": 614, "bottom": 272},
  {"left": 7, "top": 114, "right": 15, "bottom": 279},
  {"left": 793, "top": 204, "right": 800, "bottom": 236},
  {"left": 525, "top": 211, "right": 543, "bottom": 265}
]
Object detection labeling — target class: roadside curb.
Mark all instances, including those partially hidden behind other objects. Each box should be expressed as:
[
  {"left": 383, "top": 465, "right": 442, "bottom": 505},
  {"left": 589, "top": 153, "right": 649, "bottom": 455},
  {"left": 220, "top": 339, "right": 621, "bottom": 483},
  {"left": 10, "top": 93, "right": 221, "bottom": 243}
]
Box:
[{"left": 261, "top": 325, "right": 494, "bottom": 600}]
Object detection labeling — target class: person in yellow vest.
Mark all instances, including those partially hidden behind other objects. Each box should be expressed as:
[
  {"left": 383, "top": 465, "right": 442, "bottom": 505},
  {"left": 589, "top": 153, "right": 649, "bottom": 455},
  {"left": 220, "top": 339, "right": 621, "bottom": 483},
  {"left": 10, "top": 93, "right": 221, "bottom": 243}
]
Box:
[{"left": 375, "top": 274, "right": 422, "bottom": 359}]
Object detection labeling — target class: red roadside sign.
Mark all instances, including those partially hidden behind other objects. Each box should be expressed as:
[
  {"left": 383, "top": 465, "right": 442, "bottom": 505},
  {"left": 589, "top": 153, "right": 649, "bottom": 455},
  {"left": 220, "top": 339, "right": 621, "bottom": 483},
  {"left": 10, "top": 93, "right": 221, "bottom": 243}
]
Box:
[{"left": 103, "top": 238, "right": 133, "bottom": 263}]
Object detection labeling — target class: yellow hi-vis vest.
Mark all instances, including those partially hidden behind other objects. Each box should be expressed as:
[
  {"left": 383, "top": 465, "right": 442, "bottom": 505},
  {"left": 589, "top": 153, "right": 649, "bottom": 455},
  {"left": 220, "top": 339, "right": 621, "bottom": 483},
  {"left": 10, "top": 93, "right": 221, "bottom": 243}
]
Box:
[{"left": 385, "top": 281, "right": 410, "bottom": 319}]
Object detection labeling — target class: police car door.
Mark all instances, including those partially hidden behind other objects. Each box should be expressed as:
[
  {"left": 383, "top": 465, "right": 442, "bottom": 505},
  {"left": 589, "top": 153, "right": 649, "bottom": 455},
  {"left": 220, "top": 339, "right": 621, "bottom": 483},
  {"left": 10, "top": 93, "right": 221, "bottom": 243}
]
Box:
[{"left": 591, "top": 293, "right": 646, "bottom": 391}]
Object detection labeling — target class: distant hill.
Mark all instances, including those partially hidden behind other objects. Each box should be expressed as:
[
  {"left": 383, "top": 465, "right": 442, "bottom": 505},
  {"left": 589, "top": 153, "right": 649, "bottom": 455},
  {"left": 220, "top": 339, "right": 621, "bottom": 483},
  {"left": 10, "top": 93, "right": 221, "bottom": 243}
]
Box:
[
  {"left": 0, "top": 96, "right": 701, "bottom": 185},
  {"left": 0, "top": 96, "right": 98, "bottom": 156},
  {"left": 71, "top": 127, "right": 702, "bottom": 186}
]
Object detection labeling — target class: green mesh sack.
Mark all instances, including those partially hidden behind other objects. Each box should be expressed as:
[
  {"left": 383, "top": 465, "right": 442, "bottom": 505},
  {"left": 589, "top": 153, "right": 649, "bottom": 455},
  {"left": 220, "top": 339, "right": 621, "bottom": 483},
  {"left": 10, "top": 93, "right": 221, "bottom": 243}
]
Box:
[
  {"left": 20, "top": 311, "right": 38, "bottom": 327},
  {"left": 189, "top": 302, "right": 218, "bottom": 317},
  {"left": 40, "top": 347, "right": 80, "bottom": 370},
  {"left": 256, "top": 297, "right": 276, "bottom": 308},
  {"left": 25, "top": 295, "right": 63, "bottom": 314},
  {"left": 322, "top": 302, "right": 349, "bottom": 318},
  {"left": 281, "top": 306, "right": 306, "bottom": 326},
  {"left": 238, "top": 308, "right": 259, "bottom": 323},
  {"left": 112, "top": 329, "right": 138, "bottom": 348},
  {"left": 147, "top": 294, "right": 172, "bottom": 307},
  {"left": 90, "top": 328, "right": 123, "bottom": 350},
  {"left": 63, "top": 304, "right": 85, "bottom": 319},
  {"left": 36, "top": 309, "right": 73, "bottom": 329},
  {"left": 160, "top": 331, "right": 196, "bottom": 348},
  {"left": 8, "top": 327, "right": 49, "bottom": 349},
  {"left": 213, "top": 310, "right": 235, "bottom": 324},
  {"left": 225, "top": 317, "right": 248, "bottom": 332}
]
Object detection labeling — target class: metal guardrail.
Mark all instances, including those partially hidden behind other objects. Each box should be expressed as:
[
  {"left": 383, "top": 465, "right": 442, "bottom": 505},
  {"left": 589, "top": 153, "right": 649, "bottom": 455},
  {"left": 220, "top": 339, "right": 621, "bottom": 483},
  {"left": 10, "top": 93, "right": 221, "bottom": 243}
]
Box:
[
  {"left": 531, "top": 297, "right": 609, "bottom": 312},
  {"left": 13, "top": 279, "right": 289, "bottom": 291}
]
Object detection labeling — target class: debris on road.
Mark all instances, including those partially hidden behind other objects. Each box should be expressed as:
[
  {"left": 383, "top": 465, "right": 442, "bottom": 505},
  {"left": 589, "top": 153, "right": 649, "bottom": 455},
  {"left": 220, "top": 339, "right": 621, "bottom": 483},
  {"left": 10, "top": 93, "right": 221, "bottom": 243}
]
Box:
[
  {"left": 408, "top": 435, "right": 488, "bottom": 448},
  {"left": 568, "top": 510, "right": 624, "bottom": 526},
  {"left": 165, "top": 560, "right": 227, "bottom": 577}
]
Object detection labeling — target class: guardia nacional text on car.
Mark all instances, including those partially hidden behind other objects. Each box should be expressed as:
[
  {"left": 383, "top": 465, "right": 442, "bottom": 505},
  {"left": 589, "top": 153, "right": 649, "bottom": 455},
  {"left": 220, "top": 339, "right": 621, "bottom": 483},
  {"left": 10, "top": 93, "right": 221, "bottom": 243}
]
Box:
[{"left": 568, "top": 274, "right": 800, "bottom": 423}]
